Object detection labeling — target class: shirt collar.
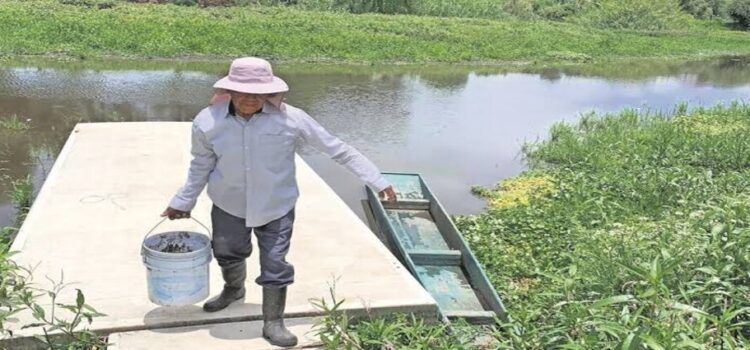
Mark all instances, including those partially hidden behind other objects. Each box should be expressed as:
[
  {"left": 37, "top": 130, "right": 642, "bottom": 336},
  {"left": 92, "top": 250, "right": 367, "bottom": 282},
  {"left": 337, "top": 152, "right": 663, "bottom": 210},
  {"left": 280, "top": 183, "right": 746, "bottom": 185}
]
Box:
[{"left": 226, "top": 101, "right": 280, "bottom": 118}]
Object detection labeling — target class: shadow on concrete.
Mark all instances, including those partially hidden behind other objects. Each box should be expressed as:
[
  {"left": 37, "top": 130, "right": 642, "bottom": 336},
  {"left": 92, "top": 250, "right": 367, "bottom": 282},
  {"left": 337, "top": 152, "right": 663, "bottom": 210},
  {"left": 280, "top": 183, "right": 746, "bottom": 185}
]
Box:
[
  {"left": 137, "top": 304, "right": 317, "bottom": 345},
  {"left": 208, "top": 317, "right": 316, "bottom": 341},
  {"left": 142, "top": 299, "right": 262, "bottom": 332}
]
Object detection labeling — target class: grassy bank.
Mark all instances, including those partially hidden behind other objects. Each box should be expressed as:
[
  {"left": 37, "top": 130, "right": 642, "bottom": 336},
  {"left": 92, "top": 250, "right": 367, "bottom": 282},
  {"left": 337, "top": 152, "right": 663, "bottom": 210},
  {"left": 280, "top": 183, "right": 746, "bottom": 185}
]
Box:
[
  {"left": 1, "top": 0, "right": 750, "bottom": 64},
  {"left": 457, "top": 102, "right": 750, "bottom": 348}
]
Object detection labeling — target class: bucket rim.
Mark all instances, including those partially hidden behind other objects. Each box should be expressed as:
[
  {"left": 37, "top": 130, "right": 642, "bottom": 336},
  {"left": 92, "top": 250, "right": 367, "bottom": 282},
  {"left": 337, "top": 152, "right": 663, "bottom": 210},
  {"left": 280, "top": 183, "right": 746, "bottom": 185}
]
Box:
[
  {"left": 141, "top": 231, "right": 212, "bottom": 260},
  {"left": 144, "top": 217, "right": 211, "bottom": 241}
]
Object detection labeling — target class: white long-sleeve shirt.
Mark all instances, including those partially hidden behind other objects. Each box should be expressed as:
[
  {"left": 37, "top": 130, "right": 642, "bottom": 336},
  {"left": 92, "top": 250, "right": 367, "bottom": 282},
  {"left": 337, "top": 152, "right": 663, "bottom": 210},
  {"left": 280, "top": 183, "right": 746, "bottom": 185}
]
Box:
[{"left": 169, "top": 101, "right": 390, "bottom": 227}]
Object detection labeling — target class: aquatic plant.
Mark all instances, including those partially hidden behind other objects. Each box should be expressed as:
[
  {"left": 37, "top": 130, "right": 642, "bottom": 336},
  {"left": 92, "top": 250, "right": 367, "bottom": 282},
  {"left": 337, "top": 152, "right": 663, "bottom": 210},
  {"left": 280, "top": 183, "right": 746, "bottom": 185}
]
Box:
[
  {"left": 0, "top": 115, "right": 30, "bottom": 131},
  {"left": 458, "top": 101, "right": 750, "bottom": 348}
]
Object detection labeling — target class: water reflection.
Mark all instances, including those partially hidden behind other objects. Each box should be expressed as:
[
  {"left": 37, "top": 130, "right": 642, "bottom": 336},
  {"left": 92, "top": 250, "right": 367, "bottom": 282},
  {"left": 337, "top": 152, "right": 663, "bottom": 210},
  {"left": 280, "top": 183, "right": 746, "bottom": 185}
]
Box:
[
  {"left": 0, "top": 57, "right": 749, "bottom": 228},
  {"left": 534, "top": 56, "right": 750, "bottom": 87}
]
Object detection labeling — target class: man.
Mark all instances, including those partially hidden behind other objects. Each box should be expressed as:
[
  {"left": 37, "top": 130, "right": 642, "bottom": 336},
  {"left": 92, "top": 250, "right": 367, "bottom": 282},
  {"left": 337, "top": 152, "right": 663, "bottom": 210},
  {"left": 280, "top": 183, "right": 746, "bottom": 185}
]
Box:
[{"left": 161, "top": 57, "right": 397, "bottom": 347}]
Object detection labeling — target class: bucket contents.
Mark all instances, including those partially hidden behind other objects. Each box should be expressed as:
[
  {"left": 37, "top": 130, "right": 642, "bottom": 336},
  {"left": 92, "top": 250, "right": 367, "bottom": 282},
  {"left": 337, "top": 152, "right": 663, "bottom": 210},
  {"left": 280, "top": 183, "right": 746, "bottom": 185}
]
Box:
[
  {"left": 149, "top": 231, "right": 195, "bottom": 253},
  {"left": 162, "top": 242, "right": 192, "bottom": 253}
]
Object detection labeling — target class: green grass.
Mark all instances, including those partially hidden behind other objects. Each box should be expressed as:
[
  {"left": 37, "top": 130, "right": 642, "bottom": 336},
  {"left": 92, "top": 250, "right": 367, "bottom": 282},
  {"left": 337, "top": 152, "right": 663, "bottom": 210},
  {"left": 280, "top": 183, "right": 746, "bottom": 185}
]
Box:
[{"left": 1, "top": 0, "right": 750, "bottom": 64}]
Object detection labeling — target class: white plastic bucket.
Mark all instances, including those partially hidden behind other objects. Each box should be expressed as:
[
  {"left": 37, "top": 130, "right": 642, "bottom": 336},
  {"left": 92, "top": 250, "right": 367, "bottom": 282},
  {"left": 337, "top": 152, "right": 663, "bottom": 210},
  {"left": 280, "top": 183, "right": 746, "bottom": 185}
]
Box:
[{"left": 141, "top": 217, "right": 212, "bottom": 306}]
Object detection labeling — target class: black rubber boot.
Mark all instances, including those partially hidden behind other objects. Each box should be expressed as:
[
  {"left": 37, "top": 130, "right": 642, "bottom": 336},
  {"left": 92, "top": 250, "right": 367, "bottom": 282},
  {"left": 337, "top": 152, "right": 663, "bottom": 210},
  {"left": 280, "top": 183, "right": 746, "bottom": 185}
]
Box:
[
  {"left": 262, "top": 286, "right": 298, "bottom": 347},
  {"left": 203, "top": 262, "right": 246, "bottom": 312}
]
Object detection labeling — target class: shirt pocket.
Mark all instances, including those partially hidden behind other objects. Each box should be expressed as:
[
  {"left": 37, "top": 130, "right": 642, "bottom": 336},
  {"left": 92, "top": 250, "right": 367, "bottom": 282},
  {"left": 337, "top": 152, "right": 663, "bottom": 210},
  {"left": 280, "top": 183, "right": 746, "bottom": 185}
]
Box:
[{"left": 259, "top": 133, "right": 296, "bottom": 173}]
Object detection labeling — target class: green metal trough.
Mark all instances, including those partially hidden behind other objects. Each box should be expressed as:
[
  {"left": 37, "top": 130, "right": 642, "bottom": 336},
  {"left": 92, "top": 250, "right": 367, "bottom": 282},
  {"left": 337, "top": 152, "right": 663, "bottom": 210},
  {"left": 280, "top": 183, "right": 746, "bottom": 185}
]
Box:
[{"left": 363, "top": 172, "right": 509, "bottom": 324}]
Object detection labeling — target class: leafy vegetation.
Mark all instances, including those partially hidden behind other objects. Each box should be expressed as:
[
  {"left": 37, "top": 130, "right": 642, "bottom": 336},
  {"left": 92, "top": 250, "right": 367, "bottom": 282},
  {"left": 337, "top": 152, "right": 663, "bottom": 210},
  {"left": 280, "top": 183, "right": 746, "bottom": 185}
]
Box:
[
  {"left": 19, "top": 276, "right": 108, "bottom": 349},
  {"left": 457, "top": 102, "right": 750, "bottom": 348},
  {"left": 574, "top": 0, "right": 691, "bottom": 31},
  {"left": 196, "top": 0, "right": 743, "bottom": 25},
  {"left": 680, "top": 0, "right": 716, "bottom": 18},
  {"left": 0, "top": 267, "right": 108, "bottom": 349},
  {"left": 208, "top": 0, "right": 750, "bottom": 28},
  {"left": 729, "top": 0, "right": 750, "bottom": 28},
  {"left": 2, "top": 0, "right": 750, "bottom": 64},
  {"left": 311, "top": 281, "right": 485, "bottom": 349}
]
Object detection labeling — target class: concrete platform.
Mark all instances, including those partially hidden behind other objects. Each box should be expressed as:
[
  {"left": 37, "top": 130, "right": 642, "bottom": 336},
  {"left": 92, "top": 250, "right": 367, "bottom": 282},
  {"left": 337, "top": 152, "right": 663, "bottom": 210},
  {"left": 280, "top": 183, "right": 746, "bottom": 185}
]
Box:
[
  {"left": 108, "top": 318, "right": 322, "bottom": 350},
  {"left": 5, "top": 122, "right": 437, "bottom": 344}
]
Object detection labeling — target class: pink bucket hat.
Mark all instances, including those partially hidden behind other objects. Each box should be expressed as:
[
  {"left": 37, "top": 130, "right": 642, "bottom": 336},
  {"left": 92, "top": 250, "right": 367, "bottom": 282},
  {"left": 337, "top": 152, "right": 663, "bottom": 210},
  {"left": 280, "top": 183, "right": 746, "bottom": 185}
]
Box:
[{"left": 210, "top": 57, "right": 289, "bottom": 107}]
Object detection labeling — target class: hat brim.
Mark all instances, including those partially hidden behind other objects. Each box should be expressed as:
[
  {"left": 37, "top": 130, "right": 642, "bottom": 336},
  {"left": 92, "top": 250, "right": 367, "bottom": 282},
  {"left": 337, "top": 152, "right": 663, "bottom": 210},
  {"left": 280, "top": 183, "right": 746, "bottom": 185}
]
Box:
[{"left": 213, "top": 76, "right": 289, "bottom": 94}]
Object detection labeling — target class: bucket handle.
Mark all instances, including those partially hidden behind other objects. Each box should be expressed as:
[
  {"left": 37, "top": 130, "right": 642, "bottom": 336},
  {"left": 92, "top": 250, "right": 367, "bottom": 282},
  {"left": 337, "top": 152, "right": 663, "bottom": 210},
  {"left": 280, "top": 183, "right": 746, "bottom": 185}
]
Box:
[{"left": 144, "top": 216, "right": 212, "bottom": 242}]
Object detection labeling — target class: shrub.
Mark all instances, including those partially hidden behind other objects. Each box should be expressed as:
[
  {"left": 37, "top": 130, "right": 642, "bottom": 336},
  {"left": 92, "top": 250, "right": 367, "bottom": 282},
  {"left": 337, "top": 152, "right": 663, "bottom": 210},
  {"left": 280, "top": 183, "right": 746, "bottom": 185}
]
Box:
[
  {"left": 332, "top": 0, "right": 413, "bottom": 14},
  {"left": 290, "top": 0, "right": 338, "bottom": 11},
  {"left": 533, "top": 0, "right": 593, "bottom": 20},
  {"left": 503, "top": 0, "right": 536, "bottom": 19},
  {"left": 680, "top": 0, "right": 714, "bottom": 18},
  {"left": 710, "top": 0, "right": 731, "bottom": 17},
  {"left": 125, "top": 0, "right": 206, "bottom": 4},
  {"left": 97, "top": 0, "right": 116, "bottom": 8},
  {"left": 576, "top": 0, "right": 689, "bottom": 30},
  {"left": 410, "top": 0, "right": 506, "bottom": 20},
  {"left": 59, "top": 0, "right": 97, "bottom": 6},
  {"left": 729, "top": 0, "right": 750, "bottom": 28},
  {"left": 59, "top": 0, "right": 117, "bottom": 7}
]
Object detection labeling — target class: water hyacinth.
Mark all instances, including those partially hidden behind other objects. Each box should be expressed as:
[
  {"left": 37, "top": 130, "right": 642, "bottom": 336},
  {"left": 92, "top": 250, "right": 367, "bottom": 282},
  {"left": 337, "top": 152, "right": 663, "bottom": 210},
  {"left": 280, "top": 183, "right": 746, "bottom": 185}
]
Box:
[{"left": 456, "top": 102, "right": 750, "bottom": 349}]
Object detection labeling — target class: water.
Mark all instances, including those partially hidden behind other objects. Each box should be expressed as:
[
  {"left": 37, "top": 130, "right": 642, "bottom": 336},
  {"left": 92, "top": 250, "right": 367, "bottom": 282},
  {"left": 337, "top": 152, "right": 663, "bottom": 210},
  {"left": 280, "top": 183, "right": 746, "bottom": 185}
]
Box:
[{"left": 1, "top": 57, "right": 749, "bottom": 228}]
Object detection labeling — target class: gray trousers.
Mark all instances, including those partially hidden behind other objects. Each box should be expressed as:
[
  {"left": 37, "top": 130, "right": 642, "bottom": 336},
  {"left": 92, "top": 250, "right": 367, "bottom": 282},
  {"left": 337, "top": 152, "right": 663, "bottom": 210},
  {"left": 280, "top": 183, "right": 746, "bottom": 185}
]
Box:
[{"left": 211, "top": 205, "right": 295, "bottom": 287}]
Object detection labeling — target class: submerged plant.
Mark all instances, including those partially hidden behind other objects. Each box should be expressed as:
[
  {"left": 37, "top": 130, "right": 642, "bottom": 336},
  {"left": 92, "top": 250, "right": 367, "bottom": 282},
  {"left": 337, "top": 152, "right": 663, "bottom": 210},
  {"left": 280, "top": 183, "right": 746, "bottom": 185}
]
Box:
[{"left": 0, "top": 115, "right": 30, "bottom": 131}]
